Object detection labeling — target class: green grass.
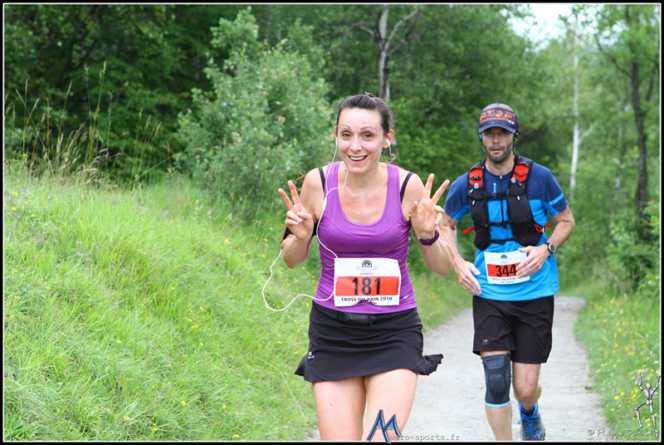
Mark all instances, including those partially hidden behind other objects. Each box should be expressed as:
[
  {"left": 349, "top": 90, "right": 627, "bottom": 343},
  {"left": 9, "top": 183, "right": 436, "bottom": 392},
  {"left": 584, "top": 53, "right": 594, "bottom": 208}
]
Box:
[
  {"left": 574, "top": 284, "right": 661, "bottom": 441},
  {"left": 3, "top": 162, "right": 469, "bottom": 441},
  {"left": 3, "top": 169, "right": 315, "bottom": 440}
]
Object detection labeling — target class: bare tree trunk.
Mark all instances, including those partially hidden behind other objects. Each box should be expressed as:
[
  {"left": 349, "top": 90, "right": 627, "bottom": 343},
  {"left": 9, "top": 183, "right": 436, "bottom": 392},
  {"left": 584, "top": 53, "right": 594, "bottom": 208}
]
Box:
[
  {"left": 377, "top": 6, "right": 390, "bottom": 102},
  {"left": 615, "top": 125, "right": 623, "bottom": 193},
  {"left": 570, "top": 30, "right": 580, "bottom": 199},
  {"left": 351, "top": 5, "right": 425, "bottom": 164},
  {"left": 569, "top": 27, "right": 593, "bottom": 201},
  {"left": 352, "top": 4, "right": 424, "bottom": 104},
  {"left": 623, "top": 5, "right": 652, "bottom": 234}
]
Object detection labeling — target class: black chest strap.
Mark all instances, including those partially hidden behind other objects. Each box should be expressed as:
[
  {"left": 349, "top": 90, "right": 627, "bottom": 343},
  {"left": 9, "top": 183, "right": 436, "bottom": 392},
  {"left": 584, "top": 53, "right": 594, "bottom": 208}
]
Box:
[{"left": 466, "top": 155, "right": 544, "bottom": 250}]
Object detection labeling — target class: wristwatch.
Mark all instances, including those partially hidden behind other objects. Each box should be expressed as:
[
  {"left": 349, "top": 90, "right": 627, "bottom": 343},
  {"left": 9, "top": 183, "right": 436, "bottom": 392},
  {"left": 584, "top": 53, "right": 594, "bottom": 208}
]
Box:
[{"left": 544, "top": 241, "right": 556, "bottom": 255}]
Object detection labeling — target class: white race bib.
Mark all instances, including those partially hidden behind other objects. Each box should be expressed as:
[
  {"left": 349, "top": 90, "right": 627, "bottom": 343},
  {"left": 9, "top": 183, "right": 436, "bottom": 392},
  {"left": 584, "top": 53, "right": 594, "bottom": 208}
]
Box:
[
  {"left": 484, "top": 251, "right": 531, "bottom": 285},
  {"left": 333, "top": 258, "right": 402, "bottom": 307}
]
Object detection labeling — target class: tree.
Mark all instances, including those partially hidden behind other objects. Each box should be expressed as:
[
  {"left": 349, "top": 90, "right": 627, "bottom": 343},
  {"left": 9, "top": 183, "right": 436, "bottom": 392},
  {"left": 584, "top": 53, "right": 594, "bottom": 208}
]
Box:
[
  {"left": 582, "top": 4, "right": 660, "bottom": 234},
  {"left": 3, "top": 5, "right": 240, "bottom": 181},
  {"left": 536, "top": 8, "right": 659, "bottom": 286},
  {"left": 387, "top": 5, "right": 545, "bottom": 181},
  {"left": 349, "top": 5, "right": 425, "bottom": 103},
  {"left": 176, "top": 8, "right": 333, "bottom": 217},
  {"left": 250, "top": 5, "right": 426, "bottom": 103},
  {"left": 566, "top": 17, "right": 594, "bottom": 200}
]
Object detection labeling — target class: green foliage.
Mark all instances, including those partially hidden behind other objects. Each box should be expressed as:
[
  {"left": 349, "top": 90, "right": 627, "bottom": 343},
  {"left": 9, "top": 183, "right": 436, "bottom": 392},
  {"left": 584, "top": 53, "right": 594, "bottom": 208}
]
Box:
[
  {"left": 575, "top": 286, "right": 660, "bottom": 439},
  {"left": 251, "top": 4, "right": 389, "bottom": 100},
  {"left": 176, "top": 8, "right": 333, "bottom": 218},
  {"left": 387, "top": 5, "right": 556, "bottom": 182},
  {"left": 579, "top": 4, "right": 660, "bottom": 235},
  {"left": 604, "top": 198, "right": 660, "bottom": 290},
  {"left": 533, "top": 8, "right": 660, "bottom": 292},
  {"left": 591, "top": 4, "right": 661, "bottom": 68},
  {"left": 3, "top": 5, "right": 240, "bottom": 183}
]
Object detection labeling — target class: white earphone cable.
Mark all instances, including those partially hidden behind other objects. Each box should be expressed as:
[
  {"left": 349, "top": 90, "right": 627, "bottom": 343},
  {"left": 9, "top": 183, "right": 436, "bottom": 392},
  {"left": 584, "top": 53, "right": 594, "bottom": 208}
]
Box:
[{"left": 262, "top": 139, "right": 348, "bottom": 312}]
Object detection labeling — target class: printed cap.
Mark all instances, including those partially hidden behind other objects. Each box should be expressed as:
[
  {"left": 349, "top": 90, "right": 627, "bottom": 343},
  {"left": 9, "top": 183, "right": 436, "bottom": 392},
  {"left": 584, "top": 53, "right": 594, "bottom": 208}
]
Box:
[{"left": 478, "top": 103, "right": 518, "bottom": 134}]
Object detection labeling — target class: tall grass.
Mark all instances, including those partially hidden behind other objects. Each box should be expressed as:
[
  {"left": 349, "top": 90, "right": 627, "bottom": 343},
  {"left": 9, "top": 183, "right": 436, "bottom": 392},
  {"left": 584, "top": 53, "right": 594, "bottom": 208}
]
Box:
[
  {"left": 4, "top": 64, "right": 165, "bottom": 188},
  {"left": 6, "top": 76, "right": 105, "bottom": 186}
]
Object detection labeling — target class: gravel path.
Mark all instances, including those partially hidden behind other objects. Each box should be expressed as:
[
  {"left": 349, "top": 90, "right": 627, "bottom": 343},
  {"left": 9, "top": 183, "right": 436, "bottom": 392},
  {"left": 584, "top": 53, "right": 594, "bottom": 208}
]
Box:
[
  {"left": 305, "top": 295, "right": 607, "bottom": 441},
  {"left": 403, "top": 295, "right": 608, "bottom": 442}
]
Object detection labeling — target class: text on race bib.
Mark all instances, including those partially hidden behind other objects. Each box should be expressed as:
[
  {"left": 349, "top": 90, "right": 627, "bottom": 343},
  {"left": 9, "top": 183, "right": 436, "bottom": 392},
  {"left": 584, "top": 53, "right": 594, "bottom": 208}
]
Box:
[{"left": 484, "top": 251, "right": 531, "bottom": 285}]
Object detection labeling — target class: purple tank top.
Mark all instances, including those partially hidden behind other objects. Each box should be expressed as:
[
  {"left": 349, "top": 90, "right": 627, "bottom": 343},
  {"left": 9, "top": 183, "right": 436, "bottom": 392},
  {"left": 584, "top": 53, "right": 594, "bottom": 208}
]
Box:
[{"left": 313, "top": 162, "right": 416, "bottom": 314}]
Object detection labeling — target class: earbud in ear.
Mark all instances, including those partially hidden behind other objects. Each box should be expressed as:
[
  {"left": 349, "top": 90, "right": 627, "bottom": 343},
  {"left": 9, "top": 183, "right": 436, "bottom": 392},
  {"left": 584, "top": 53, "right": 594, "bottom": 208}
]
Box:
[
  {"left": 479, "top": 134, "right": 483, "bottom": 141},
  {"left": 514, "top": 132, "right": 518, "bottom": 141}
]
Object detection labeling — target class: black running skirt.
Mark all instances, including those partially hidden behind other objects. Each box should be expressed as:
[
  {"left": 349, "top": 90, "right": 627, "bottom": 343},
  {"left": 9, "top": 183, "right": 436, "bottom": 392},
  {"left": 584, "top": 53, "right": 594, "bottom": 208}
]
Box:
[{"left": 295, "top": 302, "right": 443, "bottom": 383}]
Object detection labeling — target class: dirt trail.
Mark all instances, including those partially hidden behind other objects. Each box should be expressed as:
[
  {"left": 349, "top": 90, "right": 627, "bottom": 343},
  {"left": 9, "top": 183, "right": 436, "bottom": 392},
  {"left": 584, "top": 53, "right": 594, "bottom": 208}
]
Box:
[{"left": 403, "top": 295, "right": 608, "bottom": 441}]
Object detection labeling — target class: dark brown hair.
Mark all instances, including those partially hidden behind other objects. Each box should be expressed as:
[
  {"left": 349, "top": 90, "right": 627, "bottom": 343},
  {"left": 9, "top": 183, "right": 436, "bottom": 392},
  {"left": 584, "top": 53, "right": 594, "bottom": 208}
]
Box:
[{"left": 336, "top": 92, "right": 395, "bottom": 135}]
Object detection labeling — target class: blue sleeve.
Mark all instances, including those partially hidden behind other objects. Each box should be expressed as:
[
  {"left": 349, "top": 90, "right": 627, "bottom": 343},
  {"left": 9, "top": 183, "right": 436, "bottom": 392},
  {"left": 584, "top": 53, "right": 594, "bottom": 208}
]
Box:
[
  {"left": 444, "top": 173, "right": 470, "bottom": 222},
  {"left": 536, "top": 164, "right": 568, "bottom": 216}
]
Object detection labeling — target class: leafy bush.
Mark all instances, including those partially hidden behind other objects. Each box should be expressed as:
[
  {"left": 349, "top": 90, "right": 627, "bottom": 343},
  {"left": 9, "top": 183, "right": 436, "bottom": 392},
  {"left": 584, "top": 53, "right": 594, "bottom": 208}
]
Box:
[
  {"left": 176, "top": 7, "right": 333, "bottom": 218},
  {"left": 633, "top": 198, "right": 660, "bottom": 299},
  {"left": 605, "top": 198, "right": 660, "bottom": 292}
]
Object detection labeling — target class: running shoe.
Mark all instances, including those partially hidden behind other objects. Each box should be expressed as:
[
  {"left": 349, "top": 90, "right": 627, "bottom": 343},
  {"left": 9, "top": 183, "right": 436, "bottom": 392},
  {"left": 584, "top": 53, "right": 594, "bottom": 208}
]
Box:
[{"left": 518, "top": 402, "right": 546, "bottom": 440}]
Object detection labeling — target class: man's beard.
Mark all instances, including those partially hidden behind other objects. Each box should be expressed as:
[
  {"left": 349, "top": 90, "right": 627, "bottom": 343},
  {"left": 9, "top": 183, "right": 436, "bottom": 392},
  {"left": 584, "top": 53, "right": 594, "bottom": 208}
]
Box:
[{"left": 483, "top": 140, "right": 514, "bottom": 164}]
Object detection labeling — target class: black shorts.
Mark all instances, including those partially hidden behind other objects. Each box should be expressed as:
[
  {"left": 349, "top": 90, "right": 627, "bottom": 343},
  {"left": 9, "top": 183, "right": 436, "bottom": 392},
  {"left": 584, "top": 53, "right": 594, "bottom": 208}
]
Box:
[
  {"left": 295, "top": 303, "right": 443, "bottom": 383},
  {"left": 472, "top": 295, "right": 554, "bottom": 364}
]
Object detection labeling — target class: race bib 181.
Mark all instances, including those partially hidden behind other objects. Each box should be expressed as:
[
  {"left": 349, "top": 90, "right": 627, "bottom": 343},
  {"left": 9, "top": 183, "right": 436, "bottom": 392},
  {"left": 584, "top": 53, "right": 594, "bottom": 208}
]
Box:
[{"left": 333, "top": 258, "right": 401, "bottom": 307}]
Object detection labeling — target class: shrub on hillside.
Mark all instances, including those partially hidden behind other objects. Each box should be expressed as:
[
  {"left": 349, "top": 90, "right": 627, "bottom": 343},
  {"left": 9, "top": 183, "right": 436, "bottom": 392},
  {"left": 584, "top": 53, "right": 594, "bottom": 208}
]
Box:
[{"left": 176, "top": 7, "right": 333, "bottom": 218}]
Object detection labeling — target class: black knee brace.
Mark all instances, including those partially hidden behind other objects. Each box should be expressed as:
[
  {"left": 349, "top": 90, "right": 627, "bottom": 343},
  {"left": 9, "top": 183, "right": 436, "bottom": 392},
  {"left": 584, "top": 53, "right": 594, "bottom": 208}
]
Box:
[{"left": 482, "top": 353, "right": 511, "bottom": 408}]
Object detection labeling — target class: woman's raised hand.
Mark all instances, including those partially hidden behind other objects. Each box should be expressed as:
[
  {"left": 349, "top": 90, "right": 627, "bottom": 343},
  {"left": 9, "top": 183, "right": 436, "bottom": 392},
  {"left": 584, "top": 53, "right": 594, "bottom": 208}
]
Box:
[
  {"left": 411, "top": 174, "right": 450, "bottom": 239},
  {"left": 278, "top": 180, "right": 314, "bottom": 241}
]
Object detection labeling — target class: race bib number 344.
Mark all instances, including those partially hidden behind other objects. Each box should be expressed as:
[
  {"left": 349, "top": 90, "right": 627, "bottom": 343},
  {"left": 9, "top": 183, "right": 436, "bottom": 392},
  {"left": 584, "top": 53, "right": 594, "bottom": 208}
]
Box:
[
  {"left": 334, "top": 258, "right": 401, "bottom": 307},
  {"left": 484, "top": 251, "right": 530, "bottom": 285}
]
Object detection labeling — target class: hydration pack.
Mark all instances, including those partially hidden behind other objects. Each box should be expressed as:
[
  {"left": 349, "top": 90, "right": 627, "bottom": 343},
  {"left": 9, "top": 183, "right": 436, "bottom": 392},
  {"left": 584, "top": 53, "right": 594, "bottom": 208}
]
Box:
[{"left": 466, "top": 155, "right": 545, "bottom": 250}]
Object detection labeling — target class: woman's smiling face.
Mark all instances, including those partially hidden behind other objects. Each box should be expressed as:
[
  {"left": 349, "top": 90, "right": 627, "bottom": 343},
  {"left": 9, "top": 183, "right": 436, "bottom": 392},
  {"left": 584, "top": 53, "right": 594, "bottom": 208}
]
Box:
[{"left": 335, "top": 108, "right": 391, "bottom": 174}]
